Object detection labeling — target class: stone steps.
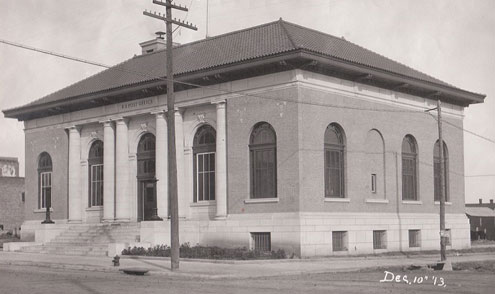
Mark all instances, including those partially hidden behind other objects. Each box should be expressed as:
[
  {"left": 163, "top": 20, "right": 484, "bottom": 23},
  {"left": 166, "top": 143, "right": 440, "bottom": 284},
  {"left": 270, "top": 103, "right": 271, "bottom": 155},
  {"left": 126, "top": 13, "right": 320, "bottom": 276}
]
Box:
[{"left": 19, "top": 222, "right": 140, "bottom": 256}]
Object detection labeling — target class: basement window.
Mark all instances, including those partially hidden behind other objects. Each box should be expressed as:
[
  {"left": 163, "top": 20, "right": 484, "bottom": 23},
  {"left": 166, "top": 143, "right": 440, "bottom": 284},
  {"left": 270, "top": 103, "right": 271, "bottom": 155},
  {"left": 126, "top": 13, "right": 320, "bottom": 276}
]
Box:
[
  {"left": 251, "top": 232, "right": 271, "bottom": 252},
  {"left": 409, "top": 230, "right": 421, "bottom": 248},
  {"left": 332, "top": 231, "right": 348, "bottom": 251},
  {"left": 373, "top": 230, "right": 387, "bottom": 249}
]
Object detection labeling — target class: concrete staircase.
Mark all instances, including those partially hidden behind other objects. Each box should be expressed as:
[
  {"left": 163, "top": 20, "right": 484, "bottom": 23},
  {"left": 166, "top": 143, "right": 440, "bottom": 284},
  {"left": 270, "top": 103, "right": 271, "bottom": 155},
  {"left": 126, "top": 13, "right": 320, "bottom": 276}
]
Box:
[{"left": 20, "top": 223, "right": 140, "bottom": 256}]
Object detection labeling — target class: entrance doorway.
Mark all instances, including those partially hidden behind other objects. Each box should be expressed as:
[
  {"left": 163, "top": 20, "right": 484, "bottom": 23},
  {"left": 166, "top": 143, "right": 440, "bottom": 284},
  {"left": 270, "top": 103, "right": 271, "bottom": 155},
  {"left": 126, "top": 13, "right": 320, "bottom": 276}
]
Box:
[
  {"left": 138, "top": 179, "right": 157, "bottom": 221},
  {"left": 136, "top": 133, "right": 157, "bottom": 222}
]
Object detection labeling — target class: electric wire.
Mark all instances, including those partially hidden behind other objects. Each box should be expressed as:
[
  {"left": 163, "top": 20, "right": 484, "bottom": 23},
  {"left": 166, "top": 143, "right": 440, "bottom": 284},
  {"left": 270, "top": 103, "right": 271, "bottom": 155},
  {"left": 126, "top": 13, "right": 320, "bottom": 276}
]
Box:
[{"left": 1, "top": 38, "right": 494, "bottom": 148}]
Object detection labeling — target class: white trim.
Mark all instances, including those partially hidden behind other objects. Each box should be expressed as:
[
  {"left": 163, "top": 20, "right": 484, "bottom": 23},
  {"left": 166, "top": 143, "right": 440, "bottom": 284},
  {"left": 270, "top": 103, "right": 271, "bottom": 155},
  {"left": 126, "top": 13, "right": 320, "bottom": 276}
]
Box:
[
  {"left": 434, "top": 201, "right": 452, "bottom": 206},
  {"left": 324, "top": 197, "right": 350, "bottom": 203},
  {"left": 244, "top": 198, "right": 279, "bottom": 204},
  {"left": 190, "top": 201, "right": 216, "bottom": 207},
  {"left": 33, "top": 208, "right": 53, "bottom": 213},
  {"left": 402, "top": 200, "right": 423, "bottom": 205},
  {"left": 85, "top": 206, "right": 103, "bottom": 211},
  {"left": 365, "top": 198, "right": 389, "bottom": 204}
]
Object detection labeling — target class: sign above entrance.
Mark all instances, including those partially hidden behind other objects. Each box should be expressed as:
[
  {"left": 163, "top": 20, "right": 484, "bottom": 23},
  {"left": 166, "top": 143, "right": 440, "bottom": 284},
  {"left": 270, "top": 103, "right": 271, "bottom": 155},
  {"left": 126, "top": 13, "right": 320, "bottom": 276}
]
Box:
[{"left": 118, "top": 98, "right": 155, "bottom": 112}]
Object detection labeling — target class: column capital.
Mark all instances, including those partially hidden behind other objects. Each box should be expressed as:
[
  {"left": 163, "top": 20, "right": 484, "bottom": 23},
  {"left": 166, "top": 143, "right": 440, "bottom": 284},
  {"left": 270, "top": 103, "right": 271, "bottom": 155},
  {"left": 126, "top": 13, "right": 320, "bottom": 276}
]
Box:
[
  {"left": 212, "top": 99, "right": 226, "bottom": 107},
  {"left": 66, "top": 125, "right": 81, "bottom": 133},
  {"left": 152, "top": 110, "right": 166, "bottom": 118},
  {"left": 100, "top": 119, "right": 114, "bottom": 127},
  {"left": 174, "top": 107, "right": 185, "bottom": 116},
  {"left": 113, "top": 117, "right": 129, "bottom": 125}
]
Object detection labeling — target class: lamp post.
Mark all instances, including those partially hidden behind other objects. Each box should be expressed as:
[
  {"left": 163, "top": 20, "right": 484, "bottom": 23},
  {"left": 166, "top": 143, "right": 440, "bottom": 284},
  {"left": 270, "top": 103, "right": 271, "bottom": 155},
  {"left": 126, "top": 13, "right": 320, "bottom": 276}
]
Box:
[
  {"left": 149, "top": 178, "right": 163, "bottom": 221},
  {"left": 41, "top": 192, "right": 54, "bottom": 224}
]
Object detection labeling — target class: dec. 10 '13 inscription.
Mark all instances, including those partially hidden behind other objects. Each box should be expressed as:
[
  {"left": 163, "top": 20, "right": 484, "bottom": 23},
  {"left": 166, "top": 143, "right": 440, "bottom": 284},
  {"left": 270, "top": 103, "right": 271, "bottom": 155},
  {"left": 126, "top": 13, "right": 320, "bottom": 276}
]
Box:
[{"left": 380, "top": 271, "right": 446, "bottom": 287}]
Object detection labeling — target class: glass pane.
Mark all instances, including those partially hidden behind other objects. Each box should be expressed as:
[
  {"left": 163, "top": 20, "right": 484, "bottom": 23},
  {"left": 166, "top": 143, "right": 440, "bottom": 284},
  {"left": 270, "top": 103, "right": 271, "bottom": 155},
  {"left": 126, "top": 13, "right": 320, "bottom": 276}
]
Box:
[
  {"left": 198, "top": 173, "right": 204, "bottom": 201},
  {"left": 210, "top": 171, "right": 215, "bottom": 200}
]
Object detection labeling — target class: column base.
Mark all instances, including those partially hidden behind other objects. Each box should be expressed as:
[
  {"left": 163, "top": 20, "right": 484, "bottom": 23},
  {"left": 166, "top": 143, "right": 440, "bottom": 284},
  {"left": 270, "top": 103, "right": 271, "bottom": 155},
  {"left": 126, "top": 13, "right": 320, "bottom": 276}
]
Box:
[
  {"left": 67, "top": 220, "right": 82, "bottom": 224},
  {"left": 102, "top": 219, "right": 116, "bottom": 223},
  {"left": 215, "top": 215, "right": 227, "bottom": 220}
]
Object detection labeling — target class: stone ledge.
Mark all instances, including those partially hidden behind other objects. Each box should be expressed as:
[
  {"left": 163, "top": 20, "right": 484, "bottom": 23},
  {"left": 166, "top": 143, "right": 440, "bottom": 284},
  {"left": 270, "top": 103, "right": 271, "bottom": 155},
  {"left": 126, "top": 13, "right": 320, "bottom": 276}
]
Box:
[
  {"left": 244, "top": 198, "right": 279, "bottom": 204},
  {"left": 324, "top": 198, "right": 350, "bottom": 203}
]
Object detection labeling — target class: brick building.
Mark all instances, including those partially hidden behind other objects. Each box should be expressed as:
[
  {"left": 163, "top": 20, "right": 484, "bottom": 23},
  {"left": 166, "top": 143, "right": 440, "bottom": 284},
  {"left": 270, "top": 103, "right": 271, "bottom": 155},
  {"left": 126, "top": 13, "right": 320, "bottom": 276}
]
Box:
[
  {"left": 0, "top": 157, "right": 24, "bottom": 234},
  {"left": 2, "top": 20, "right": 485, "bottom": 256}
]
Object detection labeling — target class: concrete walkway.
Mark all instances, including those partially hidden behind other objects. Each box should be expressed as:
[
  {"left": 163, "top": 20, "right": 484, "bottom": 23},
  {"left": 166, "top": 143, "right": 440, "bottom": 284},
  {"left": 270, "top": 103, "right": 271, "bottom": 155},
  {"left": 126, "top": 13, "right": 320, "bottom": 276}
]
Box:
[{"left": 1, "top": 251, "right": 494, "bottom": 279}]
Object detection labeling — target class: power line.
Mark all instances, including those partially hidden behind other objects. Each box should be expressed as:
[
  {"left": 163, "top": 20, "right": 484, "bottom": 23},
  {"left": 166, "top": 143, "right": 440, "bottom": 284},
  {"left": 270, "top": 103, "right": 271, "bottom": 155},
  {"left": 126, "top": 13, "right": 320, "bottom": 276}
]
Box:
[{"left": 2, "top": 38, "right": 494, "bottom": 145}]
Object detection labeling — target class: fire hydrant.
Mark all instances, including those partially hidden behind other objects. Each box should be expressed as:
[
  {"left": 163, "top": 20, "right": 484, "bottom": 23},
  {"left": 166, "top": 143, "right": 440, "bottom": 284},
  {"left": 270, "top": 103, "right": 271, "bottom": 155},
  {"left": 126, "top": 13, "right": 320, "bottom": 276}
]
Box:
[{"left": 112, "top": 255, "right": 120, "bottom": 267}]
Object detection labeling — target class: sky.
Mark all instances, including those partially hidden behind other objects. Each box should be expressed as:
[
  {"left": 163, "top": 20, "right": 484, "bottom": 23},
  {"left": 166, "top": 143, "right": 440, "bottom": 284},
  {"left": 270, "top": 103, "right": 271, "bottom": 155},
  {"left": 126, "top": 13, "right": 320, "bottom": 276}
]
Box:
[{"left": 0, "top": 0, "right": 493, "bottom": 203}]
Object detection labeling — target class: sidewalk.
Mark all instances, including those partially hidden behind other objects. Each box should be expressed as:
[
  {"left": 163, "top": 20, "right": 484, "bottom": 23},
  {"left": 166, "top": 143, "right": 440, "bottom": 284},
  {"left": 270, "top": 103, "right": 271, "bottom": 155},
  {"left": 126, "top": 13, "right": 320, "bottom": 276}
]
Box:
[{"left": 1, "top": 251, "right": 494, "bottom": 279}]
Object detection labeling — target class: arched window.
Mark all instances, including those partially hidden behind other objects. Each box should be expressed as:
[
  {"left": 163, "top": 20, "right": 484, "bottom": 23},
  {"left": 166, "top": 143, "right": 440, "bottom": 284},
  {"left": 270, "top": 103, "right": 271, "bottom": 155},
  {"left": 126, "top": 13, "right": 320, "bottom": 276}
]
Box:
[
  {"left": 250, "top": 122, "right": 277, "bottom": 199},
  {"left": 88, "top": 140, "right": 104, "bottom": 207},
  {"left": 38, "top": 152, "right": 52, "bottom": 209},
  {"left": 137, "top": 133, "right": 156, "bottom": 178},
  {"left": 324, "top": 124, "right": 345, "bottom": 198},
  {"left": 193, "top": 125, "right": 216, "bottom": 202},
  {"left": 434, "top": 140, "right": 449, "bottom": 202},
  {"left": 402, "top": 135, "right": 418, "bottom": 200}
]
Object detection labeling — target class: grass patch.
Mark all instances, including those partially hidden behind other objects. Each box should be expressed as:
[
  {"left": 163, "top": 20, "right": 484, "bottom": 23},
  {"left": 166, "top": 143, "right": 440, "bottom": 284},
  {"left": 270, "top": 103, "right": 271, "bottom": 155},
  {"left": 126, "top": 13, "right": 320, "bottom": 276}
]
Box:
[{"left": 121, "top": 242, "right": 288, "bottom": 260}]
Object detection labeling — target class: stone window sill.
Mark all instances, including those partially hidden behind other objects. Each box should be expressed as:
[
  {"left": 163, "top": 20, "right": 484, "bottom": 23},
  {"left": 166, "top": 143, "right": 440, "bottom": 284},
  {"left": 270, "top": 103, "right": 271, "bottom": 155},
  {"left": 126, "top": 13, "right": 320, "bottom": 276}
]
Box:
[
  {"left": 324, "top": 198, "right": 350, "bottom": 203},
  {"left": 365, "top": 198, "right": 389, "bottom": 204},
  {"left": 190, "top": 201, "right": 216, "bottom": 207},
  {"left": 244, "top": 198, "right": 279, "bottom": 204},
  {"left": 86, "top": 206, "right": 103, "bottom": 211},
  {"left": 402, "top": 200, "right": 423, "bottom": 205},
  {"left": 33, "top": 208, "right": 53, "bottom": 213},
  {"left": 434, "top": 201, "right": 452, "bottom": 206}
]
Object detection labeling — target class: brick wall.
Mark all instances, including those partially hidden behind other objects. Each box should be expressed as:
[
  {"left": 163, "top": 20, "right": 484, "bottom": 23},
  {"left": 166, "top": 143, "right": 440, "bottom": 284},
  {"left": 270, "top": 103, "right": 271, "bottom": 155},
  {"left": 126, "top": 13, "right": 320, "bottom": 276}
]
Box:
[
  {"left": 0, "top": 177, "right": 24, "bottom": 232},
  {"left": 24, "top": 127, "right": 68, "bottom": 221}
]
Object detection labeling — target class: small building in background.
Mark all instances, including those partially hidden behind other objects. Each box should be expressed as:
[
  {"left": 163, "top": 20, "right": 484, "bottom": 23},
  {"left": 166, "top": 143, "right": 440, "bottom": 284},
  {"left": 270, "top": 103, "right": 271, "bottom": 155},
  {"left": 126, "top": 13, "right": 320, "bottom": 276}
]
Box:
[
  {"left": 0, "top": 157, "right": 25, "bottom": 236},
  {"left": 466, "top": 199, "right": 495, "bottom": 241}
]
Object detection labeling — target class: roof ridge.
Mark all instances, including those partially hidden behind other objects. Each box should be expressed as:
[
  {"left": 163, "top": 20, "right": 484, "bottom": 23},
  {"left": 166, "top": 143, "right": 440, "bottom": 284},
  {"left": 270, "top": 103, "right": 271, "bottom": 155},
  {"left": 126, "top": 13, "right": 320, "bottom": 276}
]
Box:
[
  {"left": 131, "top": 19, "right": 284, "bottom": 62},
  {"left": 22, "top": 55, "right": 137, "bottom": 108},
  {"left": 280, "top": 20, "right": 455, "bottom": 88},
  {"left": 278, "top": 18, "right": 298, "bottom": 50}
]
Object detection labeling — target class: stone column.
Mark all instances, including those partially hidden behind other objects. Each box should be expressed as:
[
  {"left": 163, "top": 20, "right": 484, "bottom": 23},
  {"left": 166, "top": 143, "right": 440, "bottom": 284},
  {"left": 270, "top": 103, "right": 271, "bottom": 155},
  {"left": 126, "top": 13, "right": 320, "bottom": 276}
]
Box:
[
  {"left": 115, "top": 118, "right": 130, "bottom": 221},
  {"left": 68, "top": 126, "right": 82, "bottom": 222},
  {"left": 155, "top": 111, "right": 168, "bottom": 219},
  {"left": 175, "top": 109, "right": 187, "bottom": 218},
  {"left": 102, "top": 120, "right": 115, "bottom": 221},
  {"left": 215, "top": 101, "right": 228, "bottom": 219}
]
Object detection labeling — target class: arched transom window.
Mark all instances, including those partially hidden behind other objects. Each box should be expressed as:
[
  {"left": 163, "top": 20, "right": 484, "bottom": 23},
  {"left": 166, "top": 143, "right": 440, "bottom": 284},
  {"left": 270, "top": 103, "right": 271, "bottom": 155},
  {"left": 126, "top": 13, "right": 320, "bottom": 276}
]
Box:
[
  {"left": 324, "top": 123, "right": 345, "bottom": 198},
  {"left": 38, "top": 152, "right": 52, "bottom": 209},
  {"left": 88, "top": 140, "right": 104, "bottom": 207},
  {"left": 137, "top": 133, "right": 156, "bottom": 178},
  {"left": 250, "top": 122, "right": 277, "bottom": 199},
  {"left": 193, "top": 125, "right": 216, "bottom": 202}
]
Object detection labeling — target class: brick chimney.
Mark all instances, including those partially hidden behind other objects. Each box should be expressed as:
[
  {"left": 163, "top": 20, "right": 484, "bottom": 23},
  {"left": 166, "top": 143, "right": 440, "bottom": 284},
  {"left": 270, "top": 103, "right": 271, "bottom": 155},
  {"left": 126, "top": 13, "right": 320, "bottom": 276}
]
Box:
[
  {"left": 490, "top": 199, "right": 494, "bottom": 210},
  {"left": 479, "top": 198, "right": 483, "bottom": 204},
  {"left": 139, "top": 32, "right": 180, "bottom": 55}
]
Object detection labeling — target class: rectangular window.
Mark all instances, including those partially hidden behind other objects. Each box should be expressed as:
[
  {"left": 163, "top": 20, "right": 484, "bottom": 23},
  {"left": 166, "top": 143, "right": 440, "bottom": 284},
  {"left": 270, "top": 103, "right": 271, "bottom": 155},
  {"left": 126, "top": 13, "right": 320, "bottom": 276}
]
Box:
[
  {"left": 251, "top": 232, "right": 271, "bottom": 252},
  {"left": 332, "top": 231, "right": 348, "bottom": 251},
  {"left": 371, "top": 174, "right": 377, "bottom": 193},
  {"left": 409, "top": 230, "right": 421, "bottom": 247},
  {"left": 325, "top": 149, "right": 344, "bottom": 198},
  {"left": 196, "top": 152, "right": 215, "bottom": 201},
  {"left": 90, "top": 164, "right": 103, "bottom": 206},
  {"left": 251, "top": 148, "right": 276, "bottom": 199},
  {"left": 402, "top": 157, "right": 417, "bottom": 200},
  {"left": 445, "top": 229, "right": 451, "bottom": 246},
  {"left": 373, "top": 230, "right": 387, "bottom": 249},
  {"left": 40, "top": 172, "right": 52, "bottom": 209}
]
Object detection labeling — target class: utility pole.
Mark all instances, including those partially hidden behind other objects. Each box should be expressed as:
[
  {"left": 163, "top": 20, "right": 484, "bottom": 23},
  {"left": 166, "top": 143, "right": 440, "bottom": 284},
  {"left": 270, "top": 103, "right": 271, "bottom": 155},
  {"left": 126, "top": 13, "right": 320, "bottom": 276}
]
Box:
[
  {"left": 144, "top": 0, "right": 197, "bottom": 271},
  {"left": 437, "top": 99, "right": 447, "bottom": 262}
]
